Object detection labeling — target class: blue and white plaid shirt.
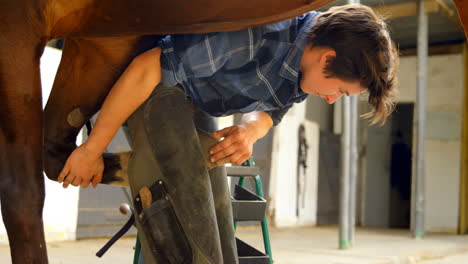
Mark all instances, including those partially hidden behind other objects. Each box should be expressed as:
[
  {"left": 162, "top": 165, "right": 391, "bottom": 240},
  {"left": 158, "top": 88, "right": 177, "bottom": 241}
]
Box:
[{"left": 159, "top": 11, "right": 320, "bottom": 125}]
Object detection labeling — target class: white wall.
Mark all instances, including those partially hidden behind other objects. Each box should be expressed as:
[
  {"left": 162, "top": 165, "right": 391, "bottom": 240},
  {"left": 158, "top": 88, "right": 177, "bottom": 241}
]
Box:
[
  {"left": 0, "top": 47, "right": 80, "bottom": 245},
  {"left": 364, "top": 118, "right": 393, "bottom": 227},
  {"left": 298, "top": 120, "right": 320, "bottom": 226},
  {"left": 270, "top": 102, "right": 320, "bottom": 227},
  {"left": 396, "top": 54, "right": 463, "bottom": 232}
]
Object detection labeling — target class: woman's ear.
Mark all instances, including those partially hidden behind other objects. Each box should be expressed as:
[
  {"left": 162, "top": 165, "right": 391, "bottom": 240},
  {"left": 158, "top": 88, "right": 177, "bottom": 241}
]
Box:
[{"left": 319, "top": 49, "right": 336, "bottom": 65}]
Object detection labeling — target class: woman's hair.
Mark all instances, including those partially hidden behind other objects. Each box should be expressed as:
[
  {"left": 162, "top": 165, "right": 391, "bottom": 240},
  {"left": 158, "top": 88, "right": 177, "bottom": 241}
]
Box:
[{"left": 308, "top": 4, "right": 399, "bottom": 124}]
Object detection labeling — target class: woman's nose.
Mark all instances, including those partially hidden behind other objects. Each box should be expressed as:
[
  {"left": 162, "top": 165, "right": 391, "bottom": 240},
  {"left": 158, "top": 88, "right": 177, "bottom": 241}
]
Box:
[{"left": 326, "top": 94, "right": 343, "bottom": 104}]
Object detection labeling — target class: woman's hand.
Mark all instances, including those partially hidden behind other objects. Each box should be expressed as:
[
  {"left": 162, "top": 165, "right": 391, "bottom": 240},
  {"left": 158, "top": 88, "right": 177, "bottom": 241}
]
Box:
[
  {"left": 209, "top": 112, "right": 273, "bottom": 166},
  {"left": 209, "top": 125, "right": 257, "bottom": 166},
  {"left": 57, "top": 143, "right": 104, "bottom": 189}
]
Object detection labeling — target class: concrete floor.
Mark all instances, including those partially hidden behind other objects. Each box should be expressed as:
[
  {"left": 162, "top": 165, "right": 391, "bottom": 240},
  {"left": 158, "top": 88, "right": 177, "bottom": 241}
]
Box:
[
  {"left": 1, "top": 226, "right": 468, "bottom": 264},
  {"left": 238, "top": 226, "right": 468, "bottom": 264}
]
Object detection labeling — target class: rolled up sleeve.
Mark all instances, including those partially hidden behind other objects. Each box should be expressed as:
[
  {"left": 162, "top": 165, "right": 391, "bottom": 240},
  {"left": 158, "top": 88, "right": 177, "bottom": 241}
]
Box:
[{"left": 265, "top": 104, "right": 293, "bottom": 125}]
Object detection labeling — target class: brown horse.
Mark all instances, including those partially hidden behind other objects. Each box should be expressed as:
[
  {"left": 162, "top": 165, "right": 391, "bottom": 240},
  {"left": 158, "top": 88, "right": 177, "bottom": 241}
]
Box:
[
  {"left": 0, "top": 0, "right": 337, "bottom": 263},
  {"left": 1, "top": 1, "right": 467, "bottom": 263},
  {"left": 455, "top": 0, "right": 468, "bottom": 39}
]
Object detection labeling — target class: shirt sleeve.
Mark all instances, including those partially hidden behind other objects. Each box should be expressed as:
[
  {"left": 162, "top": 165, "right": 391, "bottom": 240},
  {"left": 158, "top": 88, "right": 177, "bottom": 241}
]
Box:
[
  {"left": 265, "top": 104, "right": 294, "bottom": 126},
  {"left": 266, "top": 90, "right": 309, "bottom": 125}
]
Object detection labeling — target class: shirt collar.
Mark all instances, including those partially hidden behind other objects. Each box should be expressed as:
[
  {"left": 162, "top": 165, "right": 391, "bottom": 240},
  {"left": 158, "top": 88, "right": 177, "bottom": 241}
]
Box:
[{"left": 279, "top": 11, "right": 319, "bottom": 96}]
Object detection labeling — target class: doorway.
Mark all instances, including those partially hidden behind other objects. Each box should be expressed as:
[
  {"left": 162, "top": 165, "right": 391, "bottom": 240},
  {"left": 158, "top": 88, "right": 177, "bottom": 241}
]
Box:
[
  {"left": 364, "top": 103, "right": 413, "bottom": 228},
  {"left": 388, "top": 104, "right": 413, "bottom": 229}
]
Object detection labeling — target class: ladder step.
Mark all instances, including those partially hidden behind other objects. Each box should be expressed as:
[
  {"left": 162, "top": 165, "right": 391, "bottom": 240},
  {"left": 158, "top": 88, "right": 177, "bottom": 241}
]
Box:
[
  {"left": 237, "top": 238, "right": 270, "bottom": 264},
  {"left": 231, "top": 185, "right": 266, "bottom": 221},
  {"left": 226, "top": 166, "right": 260, "bottom": 177}
]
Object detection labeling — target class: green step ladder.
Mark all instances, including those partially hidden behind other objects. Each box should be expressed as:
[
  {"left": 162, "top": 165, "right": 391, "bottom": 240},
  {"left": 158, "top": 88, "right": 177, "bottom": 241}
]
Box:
[{"left": 227, "top": 158, "right": 273, "bottom": 264}]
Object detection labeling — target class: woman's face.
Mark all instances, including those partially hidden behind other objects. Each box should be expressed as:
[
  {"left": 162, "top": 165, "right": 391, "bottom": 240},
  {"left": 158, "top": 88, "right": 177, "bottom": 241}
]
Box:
[{"left": 299, "top": 47, "right": 365, "bottom": 104}]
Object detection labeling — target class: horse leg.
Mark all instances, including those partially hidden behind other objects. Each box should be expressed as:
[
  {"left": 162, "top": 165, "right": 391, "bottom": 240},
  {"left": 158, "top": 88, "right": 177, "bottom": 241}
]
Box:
[
  {"left": 0, "top": 44, "right": 48, "bottom": 263},
  {"left": 43, "top": 35, "right": 160, "bottom": 186}
]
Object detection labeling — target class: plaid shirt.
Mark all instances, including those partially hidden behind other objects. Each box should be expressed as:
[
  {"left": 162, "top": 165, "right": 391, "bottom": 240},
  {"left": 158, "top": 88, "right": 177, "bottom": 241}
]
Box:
[{"left": 158, "top": 11, "right": 319, "bottom": 125}]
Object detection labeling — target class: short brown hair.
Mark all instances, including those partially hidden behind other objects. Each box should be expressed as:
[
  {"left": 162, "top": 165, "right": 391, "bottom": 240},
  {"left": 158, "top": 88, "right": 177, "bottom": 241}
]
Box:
[{"left": 308, "top": 4, "right": 399, "bottom": 124}]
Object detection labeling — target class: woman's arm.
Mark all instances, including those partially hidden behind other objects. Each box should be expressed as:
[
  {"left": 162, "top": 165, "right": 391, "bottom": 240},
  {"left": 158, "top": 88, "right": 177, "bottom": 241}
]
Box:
[
  {"left": 86, "top": 47, "right": 163, "bottom": 153},
  {"left": 210, "top": 111, "right": 273, "bottom": 165},
  {"left": 58, "top": 47, "right": 163, "bottom": 188}
]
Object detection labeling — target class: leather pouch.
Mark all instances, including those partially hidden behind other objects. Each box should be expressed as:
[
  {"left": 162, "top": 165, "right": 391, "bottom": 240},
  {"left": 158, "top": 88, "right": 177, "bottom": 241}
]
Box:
[{"left": 134, "top": 180, "right": 193, "bottom": 263}]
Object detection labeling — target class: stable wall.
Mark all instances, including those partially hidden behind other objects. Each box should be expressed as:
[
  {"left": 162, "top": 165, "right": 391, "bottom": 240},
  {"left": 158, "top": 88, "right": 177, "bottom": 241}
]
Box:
[
  {"left": 401, "top": 54, "right": 463, "bottom": 233},
  {"left": 269, "top": 102, "right": 320, "bottom": 227},
  {"left": 364, "top": 53, "right": 464, "bottom": 232}
]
